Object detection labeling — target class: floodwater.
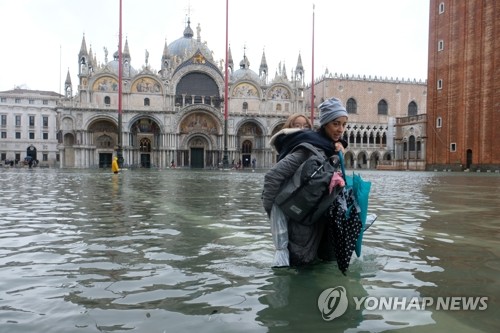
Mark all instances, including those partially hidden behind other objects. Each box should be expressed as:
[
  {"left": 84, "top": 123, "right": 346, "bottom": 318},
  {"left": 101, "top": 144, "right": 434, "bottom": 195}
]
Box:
[{"left": 0, "top": 168, "right": 499, "bottom": 333}]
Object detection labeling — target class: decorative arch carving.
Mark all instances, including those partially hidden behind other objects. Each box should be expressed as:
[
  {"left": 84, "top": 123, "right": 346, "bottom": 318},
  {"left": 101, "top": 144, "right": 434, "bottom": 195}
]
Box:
[
  {"left": 236, "top": 121, "right": 263, "bottom": 136},
  {"left": 232, "top": 82, "right": 259, "bottom": 98},
  {"left": 92, "top": 76, "right": 118, "bottom": 92},
  {"left": 131, "top": 77, "right": 162, "bottom": 94},
  {"left": 131, "top": 118, "right": 161, "bottom": 134},
  {"left": 179, "top": 112, "right": 219, "bottom": 135},
  {"left": 268, "top": 85, "right": 291, "bottom": 100},
  {"left": 88, "top": 119, "right": 118, "bottom": 133}
]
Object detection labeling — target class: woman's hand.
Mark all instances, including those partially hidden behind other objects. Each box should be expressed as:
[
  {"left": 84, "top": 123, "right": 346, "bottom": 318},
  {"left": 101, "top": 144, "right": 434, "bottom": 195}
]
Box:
[{"left": 335, "top": 141, "right": 345, "bottom": 154}]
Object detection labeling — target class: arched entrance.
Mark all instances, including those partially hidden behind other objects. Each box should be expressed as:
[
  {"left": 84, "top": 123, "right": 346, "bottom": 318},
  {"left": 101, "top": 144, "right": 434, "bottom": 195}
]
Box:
[
  {"left": 63, "top": 133, "right": 75, "bottom": 167},
  {"left": 466, "top": 149, "right": 472, "bottom": 170},
  {"left": 88, "top": 119, "right": 118, "bottom": 168},
  {"left": 188, "top": 136, "right": 209, "bottom": 168},
  {"left": 344, "top": 151, "right": 355, "bottom": 169},
  {"left": 179, "top": 111, "right": 221, "bottom": 168},
  {"left": 237, "top": 121, "right": 263, "bottom": 168},
  {"left": 139, "top": 137, "right": 152, "bottom": 168},
  {"left": 26, "top": 145, "right": 37, "bottom": 161},
  {"left": 241, "top": 140, "right": 252, "bottom": 168},
  {"left": 130, "top": 117, "right": 161, "bottom": 168},
  {"left": 370, "top": 152, "right": 380, "bottom": 169}
]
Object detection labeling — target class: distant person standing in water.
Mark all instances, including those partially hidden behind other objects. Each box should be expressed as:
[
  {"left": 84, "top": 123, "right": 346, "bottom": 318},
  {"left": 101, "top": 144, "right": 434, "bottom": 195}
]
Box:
[{"left": 112, "top": 157, "right": 120, "bottom": 174}]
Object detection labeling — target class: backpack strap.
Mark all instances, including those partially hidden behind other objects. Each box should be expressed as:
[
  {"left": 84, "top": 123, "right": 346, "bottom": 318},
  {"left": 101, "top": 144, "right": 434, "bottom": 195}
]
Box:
[{"left": 289, "top": 142, "right": 328, "bottom": 161}]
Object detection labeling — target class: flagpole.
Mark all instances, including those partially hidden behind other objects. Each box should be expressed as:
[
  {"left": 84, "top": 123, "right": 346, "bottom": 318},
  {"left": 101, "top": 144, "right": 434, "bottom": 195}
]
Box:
[
  {"left": 222, "top": 0, "right": 229, "bottom": 168},
  {"left": 311, "top": 4, "right": 315, "bottom": 125},
  {"left": 117, "top": 0, "right": 124, "bottom": 166}
]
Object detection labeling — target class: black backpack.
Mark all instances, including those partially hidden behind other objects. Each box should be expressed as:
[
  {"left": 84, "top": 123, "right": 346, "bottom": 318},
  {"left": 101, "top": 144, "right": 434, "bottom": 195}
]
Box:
[{"left": 274, "top": 143, "right": 341, "bottom": 225}]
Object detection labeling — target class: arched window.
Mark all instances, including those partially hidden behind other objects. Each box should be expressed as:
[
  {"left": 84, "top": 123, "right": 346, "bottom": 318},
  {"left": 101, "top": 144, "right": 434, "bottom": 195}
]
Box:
[
  {"left": 377, "top": 99, "right": 388, "bottom": 115},
  {"left": 242, "top": 140, "right": 252, "bottom": 154},
  {"left": 362, "top": 132, "right": 368, "bottom": 144},
  {"left": 276, "top": 103, "right": 282, "bottom": 111},
  {"left": 436, "top": 116, "right": 442, "bottom": 128},
  {"left": 346, "top": 98, "right": 357, "bottom": 114},
  {"left": 409, "top": 135, "right": 416, "bottom": 151},
  {"left": 139, "top": 138, "right": 151, "bottom": 152},
  {"left": 369, "top": 132, "right": 375, "bottom": 144},
  {"left": 408, "top": 101, "right": 417, "bottom": 116},
  {"left": 97, "top": 135, "right": 113, "bottom": 148},
  {"left": 104, "top": 96, "right": 111, "bottom": 105},
  {"left": 349, "top": 132, "right": 355, "bottom": 144},
  {"left": 243, "top": 102, "right": 248, "bottom": 111},
  {"left": 356, "top": 132, "right": 362, "bottom": 144},
  {"left": 144, "top": 98, "right": 150, "bottom": 106}
]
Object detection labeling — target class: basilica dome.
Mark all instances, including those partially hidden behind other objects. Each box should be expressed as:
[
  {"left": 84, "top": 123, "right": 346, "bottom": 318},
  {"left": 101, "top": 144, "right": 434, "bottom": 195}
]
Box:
[
  {"left": 231, "top": 55, "right": 260, "bottom": 82},
  {"left": 168, "top": 20, "right": 213, "bottom": 60},
  {"left": 105, "top": 50, "right": 138, "bottom": 76}
]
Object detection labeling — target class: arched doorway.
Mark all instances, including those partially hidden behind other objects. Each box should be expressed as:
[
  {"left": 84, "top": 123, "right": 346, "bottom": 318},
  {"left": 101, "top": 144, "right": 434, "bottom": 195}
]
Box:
[
  {"left": 63, "top": 133, "right": 75, "bottom": 167},
  {"left": 466, "top": 149, "right": 472, "bottom": 170},
  {"left": 241, "top": 140, "right": 252, "bottom": 167},
  {"left": 139, "top": 137, "right": 152, "bottom": 168},
  {"left": 96, "top": 134, "right": 114, "bottom": 167},
  {"left": 26, "top": 145, "right": 37, "bottom": 161},
  {"left": 370, "top": 152, "right": 380, "bottom": 169},
  {"left": 188, "top": 136, "right": 209, "bottom": 168},
  {"left": 357, "top": 152, "right": 368, "bottom": 169},
  {"left": 130, "top": 117, "right": 161, "bottom": 168},
  {"left": 88, "top": 119, "right": 118, "bottom": 168},
  {"left": 237, "top": 121, "right": 263, "bottom": 168},
  {"left": 344, "top": 151, "right": 355, "bottom": 168},
  {"left": 179, "top": 111, "right": 220, "bottom": 168}
]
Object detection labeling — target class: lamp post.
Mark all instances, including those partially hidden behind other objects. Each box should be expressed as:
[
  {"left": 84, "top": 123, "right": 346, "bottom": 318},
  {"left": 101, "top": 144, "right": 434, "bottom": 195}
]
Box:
[{"left": 222, "top": 0, "right": 229, "bottom": 169}]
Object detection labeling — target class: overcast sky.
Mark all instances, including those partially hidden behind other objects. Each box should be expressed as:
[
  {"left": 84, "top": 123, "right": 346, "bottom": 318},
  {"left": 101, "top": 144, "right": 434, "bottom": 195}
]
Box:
[{"left": 0, "top": 0, "right": 429, "bottom": 94}]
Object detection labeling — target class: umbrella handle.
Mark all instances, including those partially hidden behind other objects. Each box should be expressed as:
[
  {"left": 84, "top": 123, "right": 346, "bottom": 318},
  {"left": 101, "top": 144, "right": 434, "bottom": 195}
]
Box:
[{"left": 338, "top": 151, "right": 347, "bottom": 182}]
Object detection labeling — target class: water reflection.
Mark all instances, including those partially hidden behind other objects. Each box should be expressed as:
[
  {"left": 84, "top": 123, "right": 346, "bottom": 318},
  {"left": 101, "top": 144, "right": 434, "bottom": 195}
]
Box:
[{"left": 0, "top": 169, "right": 499, "bottom": 332}]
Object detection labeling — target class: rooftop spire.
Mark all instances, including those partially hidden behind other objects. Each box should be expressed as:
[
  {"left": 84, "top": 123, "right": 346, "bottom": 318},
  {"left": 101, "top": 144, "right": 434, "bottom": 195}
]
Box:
[
  {"left": 183, "top": 18, "right": 194, "bottom": 38},
  {"left": 296, "top": 52, "right": 304, "bottom": 72},
  {"left": 78, "top": 34, "right": 88, "bottom": 58},
  {"left": 65, "top": 68, "right": 72, "bottom": 85}
]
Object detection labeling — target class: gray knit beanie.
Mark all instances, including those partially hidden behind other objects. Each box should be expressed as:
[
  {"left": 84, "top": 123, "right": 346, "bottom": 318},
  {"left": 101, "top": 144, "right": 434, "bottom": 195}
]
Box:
[{"left": 319, "top": 97, "right": 348, "bottom": 126}]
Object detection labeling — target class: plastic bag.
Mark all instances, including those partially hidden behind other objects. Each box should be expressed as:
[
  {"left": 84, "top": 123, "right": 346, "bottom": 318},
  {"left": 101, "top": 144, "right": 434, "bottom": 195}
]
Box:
[
  {"left": 270, "top": 204, "right": 289, "bottom": 267},
  {"left": 346, "top": 173, "right": 372, "bottom": 257}
]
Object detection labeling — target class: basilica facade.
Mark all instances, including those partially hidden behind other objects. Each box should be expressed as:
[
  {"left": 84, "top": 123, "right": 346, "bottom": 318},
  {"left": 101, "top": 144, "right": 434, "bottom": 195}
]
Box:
[{"left": 57, "top": 19, "right": 308, "bottom": 169}]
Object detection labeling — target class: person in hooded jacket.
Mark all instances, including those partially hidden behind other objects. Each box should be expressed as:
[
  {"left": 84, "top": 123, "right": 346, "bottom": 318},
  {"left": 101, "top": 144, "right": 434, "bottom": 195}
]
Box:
[
  {"left": 112, "top": 157, "right": 120, "bottom": 174},
  {"left": 262, "top": 97, "right": 348, "bottom": 267},
  {"left": 266, "top": 113, "right": 313, "bottom": 267}
]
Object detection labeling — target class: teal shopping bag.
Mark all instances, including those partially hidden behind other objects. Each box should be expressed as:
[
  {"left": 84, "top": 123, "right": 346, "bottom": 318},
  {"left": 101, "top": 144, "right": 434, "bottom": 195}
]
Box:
[{"left": 340, "top": 152, "right": 372, "bottom": 257}]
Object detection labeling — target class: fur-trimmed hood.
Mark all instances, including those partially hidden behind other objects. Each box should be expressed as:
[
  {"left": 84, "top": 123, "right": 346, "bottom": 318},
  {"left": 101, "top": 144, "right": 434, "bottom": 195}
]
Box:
[{"left": 269, "top": 128, "right": 303, "bottom": 153}]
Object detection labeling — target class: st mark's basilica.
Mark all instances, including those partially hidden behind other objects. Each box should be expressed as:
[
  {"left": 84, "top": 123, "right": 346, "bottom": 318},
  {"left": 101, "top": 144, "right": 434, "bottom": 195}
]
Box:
[{"left": 58, "top": 18, "right": 310, "bottom": 169}]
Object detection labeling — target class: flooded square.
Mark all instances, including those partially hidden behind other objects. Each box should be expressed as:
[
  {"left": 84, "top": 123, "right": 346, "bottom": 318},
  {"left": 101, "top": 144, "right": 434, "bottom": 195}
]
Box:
[{"left": 0, "top": 168, "right": 499, "bottom": 332}]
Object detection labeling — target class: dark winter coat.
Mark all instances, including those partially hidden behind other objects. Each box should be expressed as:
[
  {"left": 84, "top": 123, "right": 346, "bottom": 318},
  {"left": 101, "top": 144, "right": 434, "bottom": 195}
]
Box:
[{"left": 263, "top": 130, "right": 339, "bottom": 266}]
